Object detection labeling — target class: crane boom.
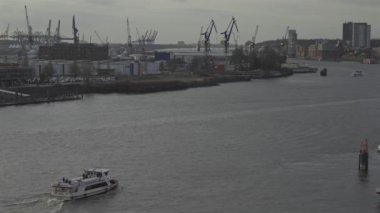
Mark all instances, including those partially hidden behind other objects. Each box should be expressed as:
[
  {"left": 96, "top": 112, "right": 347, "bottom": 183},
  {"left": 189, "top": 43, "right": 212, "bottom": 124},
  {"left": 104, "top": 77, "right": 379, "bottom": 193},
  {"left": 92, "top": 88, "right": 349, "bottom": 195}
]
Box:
[
  {"left": 252, "top": 25, "right": 258, "bottom": 43},
  {"left": 281, "top": 26, "right": 289, "bottom": 47},
  {"left": 221, "top": 17, "right": 238, "bottom": 53},
  {"left": 72, "top": 16, "right": 79, "bottom": 44},
  {"left": 24, "top": 5, "right": 33, "bottom": 45},
  {"left": 55, "top": 20, "right": 61, "bottom": 43},
  {"left": 202, "top": 19, "right": 217, "bottom": 53},
  {"left": 5, "top": 24, "right": 9, "bottom": 36},
  {"left": 283, "top": 26, "right": 289, "bottom": 40},
  {"left": 136, "top": 28, "right": 141, "bottom": 43},
  {"left": 126, "top": 18, "right": 132, "bottom": 47},
  {"left": 152, "top": 31, "right": 158, "bottom": 41},
  {"left": 47, "top": 19, "right": 51, "bottom": 37},
  {"left": 197, "top": 26, "right": 203, "bottom": 52},
  {"left": 56, "top": 20, "right": 60, "bottom": 37},
  {"left": 94, "top": 30, "right": 104, "bottom": 44},
  {"left": 147, "top": 30, "right": 152, "bottom": 41}
]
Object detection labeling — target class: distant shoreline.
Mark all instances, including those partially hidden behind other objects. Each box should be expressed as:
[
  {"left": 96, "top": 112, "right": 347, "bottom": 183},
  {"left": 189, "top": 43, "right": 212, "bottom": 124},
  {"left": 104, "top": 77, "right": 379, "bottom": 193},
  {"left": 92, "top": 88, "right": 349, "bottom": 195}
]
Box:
[{"left": 0, "top": 71, "right": 293, "bottom": 107}]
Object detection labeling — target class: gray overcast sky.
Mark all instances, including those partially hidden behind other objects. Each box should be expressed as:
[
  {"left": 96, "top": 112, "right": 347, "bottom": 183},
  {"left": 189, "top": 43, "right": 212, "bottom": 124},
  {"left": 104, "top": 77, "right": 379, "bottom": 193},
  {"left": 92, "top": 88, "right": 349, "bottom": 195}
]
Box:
[{"left": 0, "top": 0, "right": 379, "bottom": 44}]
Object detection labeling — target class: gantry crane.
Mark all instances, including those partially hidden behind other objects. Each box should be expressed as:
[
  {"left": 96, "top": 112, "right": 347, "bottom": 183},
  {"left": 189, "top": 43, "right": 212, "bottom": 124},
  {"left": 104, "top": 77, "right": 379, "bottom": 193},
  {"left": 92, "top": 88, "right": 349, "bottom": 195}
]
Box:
[
  {"left": 72, "top": 16, "right": 79, "bottom": 44},
  {"left": 252, "top": 25, "right": 259, "bottom": 47},
  {"left": 126, "top": 18, "right": 132, "bottom": 49},
  {"left": 281, "top": 26, "right": 289, "bottom": 46},
  {"left": 24, "top": 5, "right": 33, "bottom": 45},
  {"left": 0, "top": 24, "right": 10, "bottom": 40},
  {"left": 45, "top": 19, "right": 52, "bottom": 45},
  {"left": 221, "top": 17, "right": 238, "bottom": 54},
  {"left": 249, "top": 25, "right": 259, "bottom": 52},
  {"left": 46, "top": 20, "right": 51, "bottom": 37},
  {"left": 55, "top": 20, "right": 61, "bottom": 42},
  {"left": 197, "top": 26, "right": 203, "bottom": 52},
  {"left": 201, "top": 19, "right": 217, "bottom": 54},
  {"left": 94, "top": 30, "right": 105, "bottom": 44}
]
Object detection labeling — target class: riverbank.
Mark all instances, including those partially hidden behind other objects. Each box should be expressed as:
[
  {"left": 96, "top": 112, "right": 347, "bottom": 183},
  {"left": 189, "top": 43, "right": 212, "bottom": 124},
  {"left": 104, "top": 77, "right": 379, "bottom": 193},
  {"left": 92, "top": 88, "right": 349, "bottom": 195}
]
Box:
[{"left": 0, "top": 70, "right": 292, "bottom": 107}]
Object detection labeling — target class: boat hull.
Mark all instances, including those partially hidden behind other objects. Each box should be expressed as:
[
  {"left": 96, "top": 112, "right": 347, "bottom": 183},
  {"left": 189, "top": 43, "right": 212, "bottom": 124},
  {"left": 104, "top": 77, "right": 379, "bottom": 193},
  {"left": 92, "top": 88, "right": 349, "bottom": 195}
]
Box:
[{"left": 52, "top": 182, "right": 118, "bottom": 201}]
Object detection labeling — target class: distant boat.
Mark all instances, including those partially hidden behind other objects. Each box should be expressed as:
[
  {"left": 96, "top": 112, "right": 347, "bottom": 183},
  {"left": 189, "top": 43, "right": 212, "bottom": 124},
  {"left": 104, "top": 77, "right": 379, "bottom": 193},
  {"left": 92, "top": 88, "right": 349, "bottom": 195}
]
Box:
[
  {"left": 320, "top": 68, "right": 327, "bottom": 76},
  {"left": 292, "top": 66, "right": 318, "bottom": 74},
  {"left": 377, "top": 145, "right": 380, "bottom": 152},
  {"left": 352, "top": 70, "right": 363, "bottom": 77},
  {"left": 51, "top": 168, "right": 118, "bottom": 201}
]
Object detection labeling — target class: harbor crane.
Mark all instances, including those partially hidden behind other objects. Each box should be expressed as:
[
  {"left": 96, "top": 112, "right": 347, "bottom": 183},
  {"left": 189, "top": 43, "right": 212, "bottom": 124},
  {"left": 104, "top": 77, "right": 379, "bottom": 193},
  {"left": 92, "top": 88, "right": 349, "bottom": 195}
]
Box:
[
  {"left": 24, "top": 5, "right": 33, "bottom": 45},
  {"left": 5, "top": 24, "right": 10, "bottom": 38},
  {"left": 249, "top": 25, "right": 259, "bottom": 52},
  {"left": 252, "top": 25, "right": 259, "bottom": 47},
  {"left": 0, "top": 24, "right": 10, "bottom": 40},
  {"left": 94, "top": 30, "right": 105, "bottom": 44},
  {"left": 202, "top": 19, "right": 217, "bottom": 54},
  {"left": 146, "top": 30, "right": 158, "bottom": 45},
  {"left": 46, "top": 20, "right": 51, "bottom": 37},
  {"left": 72, "top": 16, "right": 79, "bottom": 44},
  {"left": 126, "top": 18, "right": 132, "bottom": 48},
  {"left": 45, "top": 19, "right": 52, "bottom": 45},
  {"left": 221, "top": 17, "right": 238, "bottom": 54},
  {"left": 136, "top": 28, "right": 141, "bottom": 46},
  {"left": 54, "top": 20, "right": 61, "bottom": 43},
  {"left": 281, "top": 25, "right": 289, "bottom": 46},
  {"left": 197, "top": 26, "right": 203, "bottom": 52},
  {"left": 135, "top": 28, "right": 147, "bottom": 53}
]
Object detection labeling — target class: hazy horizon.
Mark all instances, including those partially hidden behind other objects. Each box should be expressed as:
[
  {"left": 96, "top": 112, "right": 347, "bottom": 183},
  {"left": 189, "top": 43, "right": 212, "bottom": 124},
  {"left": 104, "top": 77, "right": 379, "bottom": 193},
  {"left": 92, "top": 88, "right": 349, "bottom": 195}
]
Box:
[{"left": 1, "top": 0, "right": 379, "bottom": 44}]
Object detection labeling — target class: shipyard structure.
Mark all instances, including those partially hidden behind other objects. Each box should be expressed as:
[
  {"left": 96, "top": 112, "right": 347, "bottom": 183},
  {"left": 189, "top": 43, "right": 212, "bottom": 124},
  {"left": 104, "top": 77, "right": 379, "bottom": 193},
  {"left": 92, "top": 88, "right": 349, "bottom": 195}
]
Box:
[{"left": 39, "top": 43, "right": 108, "bottom": 61}]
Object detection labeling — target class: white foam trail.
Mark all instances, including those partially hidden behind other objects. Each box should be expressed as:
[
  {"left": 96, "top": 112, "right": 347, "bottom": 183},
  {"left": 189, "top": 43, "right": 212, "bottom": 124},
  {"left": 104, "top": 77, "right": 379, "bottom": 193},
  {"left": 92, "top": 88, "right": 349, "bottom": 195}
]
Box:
[
  {"left": 47, "top": 198, "right": 64, "bottom": 213},
  {"left": 4, "top": 194, "right": 64, "bottom": 213}
]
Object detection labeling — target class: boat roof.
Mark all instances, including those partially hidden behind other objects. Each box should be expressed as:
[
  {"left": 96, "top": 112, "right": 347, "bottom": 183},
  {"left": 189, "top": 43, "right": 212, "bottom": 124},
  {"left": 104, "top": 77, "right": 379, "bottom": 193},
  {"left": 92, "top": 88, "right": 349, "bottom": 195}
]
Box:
[{"left": 85, "top": 168, "right": 109, "bottom": 173}]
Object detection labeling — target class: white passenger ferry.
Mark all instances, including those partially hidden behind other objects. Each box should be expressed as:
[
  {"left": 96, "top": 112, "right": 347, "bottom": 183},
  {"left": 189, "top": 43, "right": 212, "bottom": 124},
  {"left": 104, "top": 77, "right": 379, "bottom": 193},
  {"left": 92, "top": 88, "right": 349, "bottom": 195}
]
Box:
[{"left": 51, "top": 168, "right": 118, "bottom": 200}]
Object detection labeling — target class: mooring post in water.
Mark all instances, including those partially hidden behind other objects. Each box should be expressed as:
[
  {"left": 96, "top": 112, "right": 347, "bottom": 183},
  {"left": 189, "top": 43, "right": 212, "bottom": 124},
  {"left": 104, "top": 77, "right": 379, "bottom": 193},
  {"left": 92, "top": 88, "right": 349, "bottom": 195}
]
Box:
[
  {"left": 359, "top": 139, "right": 369, "bottom": 173},
  {"left": 320, "top": 68, "right": 327, "bottom": 76}
]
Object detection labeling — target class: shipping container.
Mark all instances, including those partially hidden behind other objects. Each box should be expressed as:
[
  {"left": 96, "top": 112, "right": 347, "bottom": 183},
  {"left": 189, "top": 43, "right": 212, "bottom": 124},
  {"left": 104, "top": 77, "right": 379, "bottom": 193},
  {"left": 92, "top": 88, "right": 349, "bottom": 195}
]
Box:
[{"left": 155, "top": 52, "right": 171, "bottom": 61}]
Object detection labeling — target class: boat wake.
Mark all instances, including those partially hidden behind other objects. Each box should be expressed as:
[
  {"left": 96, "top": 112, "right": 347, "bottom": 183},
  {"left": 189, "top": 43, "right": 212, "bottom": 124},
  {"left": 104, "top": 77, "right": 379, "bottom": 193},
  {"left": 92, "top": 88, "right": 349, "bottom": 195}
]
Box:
[{"left": 3, "top": 193, "right": 64, "bottom": 213}]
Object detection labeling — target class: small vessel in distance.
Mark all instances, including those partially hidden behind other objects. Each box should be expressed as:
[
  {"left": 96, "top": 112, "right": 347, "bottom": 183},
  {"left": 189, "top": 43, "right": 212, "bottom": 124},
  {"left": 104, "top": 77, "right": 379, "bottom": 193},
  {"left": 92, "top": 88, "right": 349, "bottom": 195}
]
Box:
[
  {"left": 51, "top": 168, "right": 118, "bottom": 201},
  {"left": 352, "top": 70, "right": 363, "bottom": 77}
]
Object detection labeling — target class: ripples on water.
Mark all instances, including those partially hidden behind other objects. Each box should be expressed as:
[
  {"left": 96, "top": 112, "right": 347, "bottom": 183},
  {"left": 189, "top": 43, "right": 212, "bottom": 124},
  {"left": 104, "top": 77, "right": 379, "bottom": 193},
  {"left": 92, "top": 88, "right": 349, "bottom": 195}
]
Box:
[
  {"left": 3, "top": 194, "right": 64, "bottom": 213},
  {"left": 2, "top": 60, "right": 380, "bottom": 212}
]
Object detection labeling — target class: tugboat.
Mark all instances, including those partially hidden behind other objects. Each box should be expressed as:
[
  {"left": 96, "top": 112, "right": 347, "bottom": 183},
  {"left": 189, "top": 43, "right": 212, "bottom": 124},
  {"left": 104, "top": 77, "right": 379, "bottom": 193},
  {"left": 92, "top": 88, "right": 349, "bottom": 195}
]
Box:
[{"left": 51, "top": 168, "right": 118, "bottom": 201}]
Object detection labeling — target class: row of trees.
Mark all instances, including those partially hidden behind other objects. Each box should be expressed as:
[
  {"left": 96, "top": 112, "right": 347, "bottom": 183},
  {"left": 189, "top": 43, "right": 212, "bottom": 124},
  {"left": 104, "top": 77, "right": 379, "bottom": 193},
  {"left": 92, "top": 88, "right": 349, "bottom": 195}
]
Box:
[
  {"left": 230, "top": 46, "right": 285, "bottom": 71},
  {"left": 40, "top": 61, "right": 93, "bottom": 82},
  {"left": 184, "top": 46, "right": 286, "bottom": 72}
]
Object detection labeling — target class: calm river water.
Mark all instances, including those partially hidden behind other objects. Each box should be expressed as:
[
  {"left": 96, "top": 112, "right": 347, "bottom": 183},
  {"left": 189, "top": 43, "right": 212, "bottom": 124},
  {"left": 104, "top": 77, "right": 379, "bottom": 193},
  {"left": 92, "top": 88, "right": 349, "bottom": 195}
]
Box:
[{"left": 2, "top": 59, "right": 380, "bottom": 213}]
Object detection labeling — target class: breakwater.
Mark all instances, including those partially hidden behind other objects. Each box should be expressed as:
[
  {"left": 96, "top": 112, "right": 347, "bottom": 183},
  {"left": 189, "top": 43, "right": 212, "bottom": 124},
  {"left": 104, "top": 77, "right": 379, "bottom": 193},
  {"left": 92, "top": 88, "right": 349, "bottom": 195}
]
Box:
[{"left": 0, "top": 84, "right": 83, "bottom": 107}]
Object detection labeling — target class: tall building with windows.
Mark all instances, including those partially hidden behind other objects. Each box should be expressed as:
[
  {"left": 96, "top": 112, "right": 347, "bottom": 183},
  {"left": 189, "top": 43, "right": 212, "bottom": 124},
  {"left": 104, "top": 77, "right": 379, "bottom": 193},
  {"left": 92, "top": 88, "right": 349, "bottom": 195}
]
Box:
[
  {"left": 287, "top": 29, "right": 297, "bottom": 58},
  {"left": 343, "top": 22, "right": 371, "bottom": 49}
]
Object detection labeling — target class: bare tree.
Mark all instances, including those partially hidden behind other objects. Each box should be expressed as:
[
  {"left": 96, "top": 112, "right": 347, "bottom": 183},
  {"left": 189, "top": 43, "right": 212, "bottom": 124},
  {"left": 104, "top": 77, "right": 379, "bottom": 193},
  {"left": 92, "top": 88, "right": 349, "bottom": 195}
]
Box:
[{"left": 40, "top": 61, "right": 54, "bottom": 82}]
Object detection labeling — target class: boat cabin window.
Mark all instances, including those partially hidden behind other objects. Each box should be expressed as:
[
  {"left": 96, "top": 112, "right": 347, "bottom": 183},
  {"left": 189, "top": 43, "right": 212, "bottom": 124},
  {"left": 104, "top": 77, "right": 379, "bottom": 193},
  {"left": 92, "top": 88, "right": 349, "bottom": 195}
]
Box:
[
  {"left": 54, "top": 186, "right": 74, "bottom": 193},
  {"left": 83, "top": 170, "right": 105, "bottom": 178},
  {"left": 85, "top": 181, "right": 108, "bottom": 191}
]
